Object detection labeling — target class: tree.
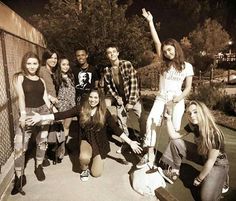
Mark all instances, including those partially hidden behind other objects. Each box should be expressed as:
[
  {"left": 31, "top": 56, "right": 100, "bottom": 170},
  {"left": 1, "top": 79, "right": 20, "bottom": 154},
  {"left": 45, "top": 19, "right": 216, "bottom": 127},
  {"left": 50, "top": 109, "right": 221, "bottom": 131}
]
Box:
[
  {"left": 189, "top": 18, "right": 230, "bottom": 57},
  {"left": 30, "top": 0, "right": 152, "bottom": 67},
  {"left": 188, "top": 18, "right": 230, "bottom": 72}
]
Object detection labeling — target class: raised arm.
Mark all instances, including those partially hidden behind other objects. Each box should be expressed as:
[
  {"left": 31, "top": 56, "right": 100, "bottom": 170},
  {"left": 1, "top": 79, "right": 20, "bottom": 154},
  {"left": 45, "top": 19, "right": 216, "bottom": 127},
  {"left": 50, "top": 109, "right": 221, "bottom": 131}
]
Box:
[{"left": 142, "top": 8, "right": 161, "bottom": 57}]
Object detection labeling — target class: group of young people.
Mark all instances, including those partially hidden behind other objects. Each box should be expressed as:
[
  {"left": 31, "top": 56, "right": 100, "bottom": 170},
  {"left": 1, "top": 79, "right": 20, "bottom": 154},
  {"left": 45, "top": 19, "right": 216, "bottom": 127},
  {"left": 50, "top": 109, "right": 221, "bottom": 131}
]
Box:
[{"left": 11, "top": 8, "right": 229, "bottom": 201}]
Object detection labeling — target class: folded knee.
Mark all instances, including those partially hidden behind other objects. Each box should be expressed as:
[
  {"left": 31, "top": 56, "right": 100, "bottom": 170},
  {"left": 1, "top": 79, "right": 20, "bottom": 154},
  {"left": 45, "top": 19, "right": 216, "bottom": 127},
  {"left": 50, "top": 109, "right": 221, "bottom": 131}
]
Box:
[{"left": 79, "top": 154, "right": 91, "bottom": 163}]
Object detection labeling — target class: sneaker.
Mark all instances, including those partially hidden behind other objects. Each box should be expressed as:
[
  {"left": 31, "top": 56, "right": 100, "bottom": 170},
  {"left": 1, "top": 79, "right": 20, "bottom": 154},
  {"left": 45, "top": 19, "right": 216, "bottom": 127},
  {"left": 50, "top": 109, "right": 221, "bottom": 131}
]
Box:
[
  {"left": 136, "top": 154, "right": 148, "bottom": 169},
  {"left": 11, "top": 175, "right": 26, "bottom": 195},
  {"left": 222, "top": 185, "right": 229, "bottom": 194},
  {"left": 42, "top": 158, "right": 50, "bottom": 167},
  {"left": 80, "top": 169, "right": 90, "bottom": 182},
  {"left": 34, "top": 165, "right": 45, "bottom": 181},
  {"left": 157, "top": 167, "right": 179, "bottom": 184}
]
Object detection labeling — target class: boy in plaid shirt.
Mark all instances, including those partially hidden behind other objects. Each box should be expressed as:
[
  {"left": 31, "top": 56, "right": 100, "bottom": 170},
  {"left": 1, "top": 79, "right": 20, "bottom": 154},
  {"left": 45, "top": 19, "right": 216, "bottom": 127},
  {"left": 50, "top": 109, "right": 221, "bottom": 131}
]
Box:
[{"left": 104, "top": 45, "right": 145, "bottom": 154}]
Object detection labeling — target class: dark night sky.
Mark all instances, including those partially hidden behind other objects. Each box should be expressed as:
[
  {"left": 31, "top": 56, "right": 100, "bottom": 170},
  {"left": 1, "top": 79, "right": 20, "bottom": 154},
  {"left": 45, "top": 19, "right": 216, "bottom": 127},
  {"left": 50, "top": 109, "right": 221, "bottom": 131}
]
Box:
[
  {"left": 1, "top": 0, "right": 235, "bottom": 42},
  {"left": 0, "top": 0, "right": 155, "bottom": 19},
  {"left": 1, "top": 0, "right": 49, "bottom": 19}
]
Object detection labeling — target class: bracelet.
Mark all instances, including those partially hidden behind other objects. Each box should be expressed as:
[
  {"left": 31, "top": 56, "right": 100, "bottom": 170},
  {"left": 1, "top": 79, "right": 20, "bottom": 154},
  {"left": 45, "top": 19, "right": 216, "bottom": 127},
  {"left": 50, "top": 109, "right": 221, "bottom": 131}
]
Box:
[{"left": 195, "top": 176, "right": 203, "bottom": 183}]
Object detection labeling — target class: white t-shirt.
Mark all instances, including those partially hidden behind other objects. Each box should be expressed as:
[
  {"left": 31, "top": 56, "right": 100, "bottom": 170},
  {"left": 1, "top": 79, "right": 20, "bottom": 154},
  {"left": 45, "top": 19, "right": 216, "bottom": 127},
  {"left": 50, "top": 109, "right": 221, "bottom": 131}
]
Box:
[{"left": 159, "top": 62, "right": 194, "bottom": 94}]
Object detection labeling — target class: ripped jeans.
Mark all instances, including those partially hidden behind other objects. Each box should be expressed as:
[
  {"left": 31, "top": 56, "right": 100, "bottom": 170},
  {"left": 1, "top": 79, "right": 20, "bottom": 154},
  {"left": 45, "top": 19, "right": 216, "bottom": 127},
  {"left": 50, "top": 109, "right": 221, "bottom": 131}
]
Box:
[{"left": 14, "top": 104, "right": 50, "bottom": 171}]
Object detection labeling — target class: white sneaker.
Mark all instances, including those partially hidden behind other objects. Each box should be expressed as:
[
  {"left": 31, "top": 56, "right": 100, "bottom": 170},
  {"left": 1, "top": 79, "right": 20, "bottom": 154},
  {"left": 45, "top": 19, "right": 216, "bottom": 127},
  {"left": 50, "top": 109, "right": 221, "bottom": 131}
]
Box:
[
  {"left": 222, "top": 185, "right": 229, "bottom": 194},
  {"left": 80, "top": 169, "right": 90, "bottom": 182}
]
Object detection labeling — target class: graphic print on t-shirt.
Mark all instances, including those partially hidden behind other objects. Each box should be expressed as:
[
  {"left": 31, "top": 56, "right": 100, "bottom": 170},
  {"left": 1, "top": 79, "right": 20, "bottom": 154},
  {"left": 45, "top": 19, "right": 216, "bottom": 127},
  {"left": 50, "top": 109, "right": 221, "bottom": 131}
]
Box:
[{"left": 76, "top": 71, "right": 92, "bottom": 90}]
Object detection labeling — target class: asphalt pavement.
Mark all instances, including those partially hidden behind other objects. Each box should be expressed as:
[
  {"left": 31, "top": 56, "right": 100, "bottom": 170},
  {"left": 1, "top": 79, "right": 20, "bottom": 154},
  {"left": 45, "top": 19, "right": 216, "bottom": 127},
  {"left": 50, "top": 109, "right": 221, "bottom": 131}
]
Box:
[{"left": 2, "top": 106, "right": 236, "bottom": 201}]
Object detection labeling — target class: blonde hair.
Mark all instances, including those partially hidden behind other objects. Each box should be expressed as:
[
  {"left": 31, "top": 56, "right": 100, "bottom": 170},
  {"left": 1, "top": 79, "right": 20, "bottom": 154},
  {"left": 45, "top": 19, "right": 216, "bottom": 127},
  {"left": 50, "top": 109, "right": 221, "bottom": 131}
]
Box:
[
  {"left": 188, "top": 100, "right": 224, "bottom": 156},
  {"left": 79, "top": 89, "right": 107, "bottom": 131}
]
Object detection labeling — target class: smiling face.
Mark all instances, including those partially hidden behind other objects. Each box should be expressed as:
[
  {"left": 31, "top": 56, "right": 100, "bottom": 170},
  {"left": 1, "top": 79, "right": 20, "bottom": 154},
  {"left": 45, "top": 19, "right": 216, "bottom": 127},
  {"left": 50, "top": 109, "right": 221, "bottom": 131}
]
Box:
[
  {"left": 46, "top": 53, "right": 58, "bottom": 68},
  {"left": 26, "top": 58, "right": 39, "bottom": 75},
  {"left": 60, "top": 59, "right": 70, "bottom": 74},
  {"left": 88, "top": 91, "right": 99, "bottom": 108},
  {"left": 162, "top": 45, "right": 176, "bottom": 60},
  {"left": 76, "top": 50, "right": 88, "bottom": 67},
  {"left": 106, "top": 47, "right": 119, "bottom": 62},
  {"left": 187, "top": 104, "right": 199, "bottom": 125}
]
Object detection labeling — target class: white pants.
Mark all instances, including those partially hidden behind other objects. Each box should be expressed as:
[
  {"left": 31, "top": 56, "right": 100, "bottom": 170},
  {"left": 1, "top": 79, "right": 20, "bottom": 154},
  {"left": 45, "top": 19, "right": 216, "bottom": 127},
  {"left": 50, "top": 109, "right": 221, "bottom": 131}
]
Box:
[{"left": 143, "top": 91, "right": 185, "bottom": 147}]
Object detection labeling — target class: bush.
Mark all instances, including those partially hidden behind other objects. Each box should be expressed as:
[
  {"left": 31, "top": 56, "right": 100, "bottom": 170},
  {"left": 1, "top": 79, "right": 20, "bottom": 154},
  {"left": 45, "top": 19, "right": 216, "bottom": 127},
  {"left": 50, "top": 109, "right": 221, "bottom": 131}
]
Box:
[
  {"left": 189, "top": 83, "right": 226, "bottom": 109},
  {"left": 189, "top": 83, "right": 236, "bottom": 115},
  {"left": 217, "top": 95, "right": 236, "bottom": 116}
]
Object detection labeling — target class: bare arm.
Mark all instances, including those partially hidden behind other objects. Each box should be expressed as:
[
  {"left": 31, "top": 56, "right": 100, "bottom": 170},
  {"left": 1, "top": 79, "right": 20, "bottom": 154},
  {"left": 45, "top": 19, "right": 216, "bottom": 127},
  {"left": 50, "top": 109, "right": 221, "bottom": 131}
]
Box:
[
  {"left": 194, "top": 149, "right": 219, "bottom": 186},
  {"left": 13, "top": 74, "right": 26, "bottom": 127},
  {"left": 164, "top": 106, "right": 188, "bottom": 139},
  {"left": 41, "top": 79, "right": 51, "bottom": 109},
  {"left": 120, "top": 133, "right": 142, "bottom": 154},
  {"left": 142, "top": 8, "right": 161, "bottom": 57}
]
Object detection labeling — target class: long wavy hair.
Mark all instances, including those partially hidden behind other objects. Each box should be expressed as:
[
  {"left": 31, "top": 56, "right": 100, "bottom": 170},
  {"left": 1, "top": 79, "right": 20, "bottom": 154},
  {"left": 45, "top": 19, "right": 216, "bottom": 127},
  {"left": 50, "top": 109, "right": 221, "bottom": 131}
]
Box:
[
  {"left": 13, "top": 52, "right": 40, "bottom": 84},
  {"left": 160, "top": 38, "right": 185, "bottom": 74},
  {"left": 54, "top": 57, "right": 74, "bottom": 93},
  {"left": 79, "top": 89, "right": 107, "bottom": 131},
  {"left": 187, "top": 100, "right": 225, "bottom": 156}
]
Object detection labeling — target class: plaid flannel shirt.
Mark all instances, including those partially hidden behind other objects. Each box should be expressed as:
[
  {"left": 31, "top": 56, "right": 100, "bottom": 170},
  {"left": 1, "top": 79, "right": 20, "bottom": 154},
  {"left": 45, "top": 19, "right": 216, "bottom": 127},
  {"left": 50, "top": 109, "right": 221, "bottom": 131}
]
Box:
[{"left": 104, "top": 60, "right": 140, "bottom": 105}]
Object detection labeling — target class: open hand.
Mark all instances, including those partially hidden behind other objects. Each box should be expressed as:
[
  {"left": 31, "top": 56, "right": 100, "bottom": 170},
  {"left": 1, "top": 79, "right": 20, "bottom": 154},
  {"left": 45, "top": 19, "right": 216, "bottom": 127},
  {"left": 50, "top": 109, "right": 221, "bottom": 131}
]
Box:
[
  {"left": 142, "top": 8, "right": 153, "bottom": 22},
  {"left": 25, "top": 111, "right": 41, "bottom": 126},
  {"left": 130, "top": 141, "right": 143, "bottom": 154}
]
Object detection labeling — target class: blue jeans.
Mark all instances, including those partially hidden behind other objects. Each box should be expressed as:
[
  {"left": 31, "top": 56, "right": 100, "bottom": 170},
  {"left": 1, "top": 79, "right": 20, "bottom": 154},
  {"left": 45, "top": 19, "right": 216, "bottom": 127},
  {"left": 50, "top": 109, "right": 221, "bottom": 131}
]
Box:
[{"left": 161, "top": 138, "right": 229, "bottom": 201}]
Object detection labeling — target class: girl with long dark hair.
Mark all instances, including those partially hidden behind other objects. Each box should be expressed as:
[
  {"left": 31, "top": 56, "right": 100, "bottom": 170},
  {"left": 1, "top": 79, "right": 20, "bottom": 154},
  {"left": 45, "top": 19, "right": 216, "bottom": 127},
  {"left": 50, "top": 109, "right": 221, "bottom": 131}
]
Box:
[{"left": 26, "top": 89, "right": 142, "bottom": 181}]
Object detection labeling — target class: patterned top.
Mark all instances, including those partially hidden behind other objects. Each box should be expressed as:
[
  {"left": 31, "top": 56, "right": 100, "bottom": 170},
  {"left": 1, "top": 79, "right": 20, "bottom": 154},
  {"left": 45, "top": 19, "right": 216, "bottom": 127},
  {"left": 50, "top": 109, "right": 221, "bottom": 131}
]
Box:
[
  {"left": 56, "top": 76, "right": 76, "bottom": 112},
  {"left": 104, "top": 60, "right": 140, "bottom": 105}
]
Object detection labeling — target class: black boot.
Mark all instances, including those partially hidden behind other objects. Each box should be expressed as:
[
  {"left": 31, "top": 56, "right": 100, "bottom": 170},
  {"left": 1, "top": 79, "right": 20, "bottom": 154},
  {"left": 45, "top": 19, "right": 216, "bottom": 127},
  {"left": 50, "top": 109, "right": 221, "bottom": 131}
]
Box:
[
  {"left": 34, "top": 165, "right": 45, "bottom": 181},
  {"left": 11, "top": 175, "right": 26, "bottom": 195}
]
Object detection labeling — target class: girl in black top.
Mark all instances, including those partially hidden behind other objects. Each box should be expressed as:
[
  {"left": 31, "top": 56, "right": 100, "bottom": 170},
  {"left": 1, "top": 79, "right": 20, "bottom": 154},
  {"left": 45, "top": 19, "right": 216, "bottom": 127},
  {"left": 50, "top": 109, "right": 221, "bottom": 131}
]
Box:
[
  {"left": 26, "top": 89, "right": 142, "bottom": 181},
  {"left": 11, "top": 52, "right": 51, "bottom": 195}
]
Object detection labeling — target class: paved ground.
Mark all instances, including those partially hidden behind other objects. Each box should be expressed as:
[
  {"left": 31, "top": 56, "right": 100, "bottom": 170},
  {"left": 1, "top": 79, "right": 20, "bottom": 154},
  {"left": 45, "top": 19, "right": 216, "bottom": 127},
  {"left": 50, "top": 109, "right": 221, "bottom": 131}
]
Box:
[{"left": 2, "top": 104, "right": 236, "bottom": 201}]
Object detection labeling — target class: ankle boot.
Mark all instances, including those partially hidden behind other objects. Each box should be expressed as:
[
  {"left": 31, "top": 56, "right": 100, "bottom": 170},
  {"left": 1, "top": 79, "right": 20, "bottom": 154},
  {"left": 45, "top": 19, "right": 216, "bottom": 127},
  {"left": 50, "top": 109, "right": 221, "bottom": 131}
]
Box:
[
  {"left": 11, "top": 175, "right": 26, "bottom": 195},
  {"left": 34, "top": 165, "right": 45, "bottom": 181}
]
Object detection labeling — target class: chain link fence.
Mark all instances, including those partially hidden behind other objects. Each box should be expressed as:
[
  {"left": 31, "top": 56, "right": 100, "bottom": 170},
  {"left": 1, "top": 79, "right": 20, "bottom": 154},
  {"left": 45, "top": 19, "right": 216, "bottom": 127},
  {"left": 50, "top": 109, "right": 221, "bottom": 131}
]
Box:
[{"left": 0, "top": 30, "right": 45, "bottom": 170}]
